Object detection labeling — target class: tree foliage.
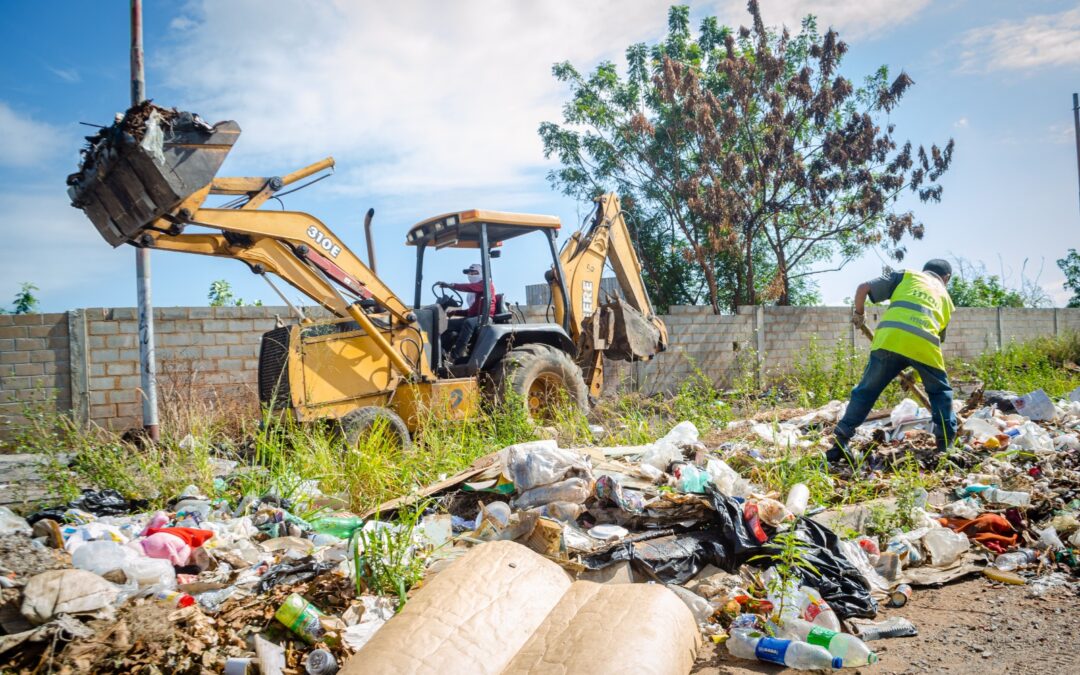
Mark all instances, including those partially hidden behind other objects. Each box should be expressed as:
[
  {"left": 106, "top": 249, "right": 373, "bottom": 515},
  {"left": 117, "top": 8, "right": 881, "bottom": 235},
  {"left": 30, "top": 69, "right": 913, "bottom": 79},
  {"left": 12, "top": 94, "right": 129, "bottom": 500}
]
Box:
[
  {"left": 540, "top": 1, "right": 953, "bottom": 312},
  {"left": 208, "top": 280, "right": 261, "bottom": 307},
  {"left": 1059, "top": 248, "right": 1080, "bottom": 308},
  {"left": 948, "top": 274, "right": 1023, "bottom": 308},
  {"left": 1, "top": 282, "right": 40, "bottom": 315}
]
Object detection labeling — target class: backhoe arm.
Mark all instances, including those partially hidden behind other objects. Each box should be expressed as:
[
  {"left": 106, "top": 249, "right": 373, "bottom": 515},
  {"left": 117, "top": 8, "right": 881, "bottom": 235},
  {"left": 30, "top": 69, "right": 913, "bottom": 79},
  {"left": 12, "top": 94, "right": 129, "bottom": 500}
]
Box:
[{"left": 549, "top": 193, "right": 668, "bottom": 397}]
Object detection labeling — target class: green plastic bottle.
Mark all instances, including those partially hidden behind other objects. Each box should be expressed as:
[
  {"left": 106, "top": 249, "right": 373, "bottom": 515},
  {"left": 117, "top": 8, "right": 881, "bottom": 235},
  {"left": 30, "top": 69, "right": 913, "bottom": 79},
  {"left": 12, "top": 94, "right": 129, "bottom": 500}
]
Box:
[
  {"left": 308, "top": 515, "right": 364, "bottom": 539},
  {"left": 275, "top": 593, "right": 327, "bottom": 644}
]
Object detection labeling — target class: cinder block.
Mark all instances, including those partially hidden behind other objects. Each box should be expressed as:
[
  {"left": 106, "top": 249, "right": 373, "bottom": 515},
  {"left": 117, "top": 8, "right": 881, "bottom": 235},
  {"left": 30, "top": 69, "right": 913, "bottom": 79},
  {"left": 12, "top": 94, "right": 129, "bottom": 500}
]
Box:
[
  {"left": 106, "top": 362, "right": 135, "bottom": 376},
  {"left": 28, "top": 323, "right": 67, "bottom": 338},
  {"left": 228, "top": 344, "right": 258, "bottom": 358},
  {"left": 108, "top": 389, "right": 136, "bottom": 404},
  {"left": 106, "top": 334, "right": 136, "bottom": 349},
  {"left": 106, "top": 308, "right": 137, "bottom": 321},
  {"left": 0, "top": 326, "right": 27, "bottom": 339},
  {"left": 117, "top": 375, "right": 141, "bottom": 389},
  {"left": 203, "top": 320, "right": 228, "bottom": 332},
  {"left": 227, "top": 320, "right": 255, "bottom": 332},
  {"left": 202, "top": 345, "right": 228, "bottom": 358},
  {"left": 215, "top": 333, "right": 241, "bottom": 345},
  {"left": 91, "top": 348, "right": 120, "bottom": 363},
  {"left": 89, "top": 376, "right": 116, "bottom": 390},
  {"left": 12, "top": 362, "right": 44, "bottom": 377},
  {"left": 14, "top": 337, "right": 45, "bottom": 351},
  {"left": 89, "top": 321, "right": 119, "bottom": 335},
  {"left": 161, "top": 334, "right": 193, "bottom": 347},
  {"left": 30, "top": 350, "right": 59, "bottom": 364},
  {"left": 0, "top": 375, "right": 30, "bottom": 390},
  {"left": 0, "top": 338, "right": 13, "bottom": 352},
  {"left": 214, "top": 307, "right": 245, "bottom": 318},
  {"left": 117, "top": 349, "right": 139, "bottom": 361},
  {"left": 189, "top": 307, "right": 213, "bottom": 318},
  {"left": 89, "top": 390, "right": 106, "bottom": 405},
  {"left": 157, "top": 307, "right": 189, "bottom": 320},
  {"left": 12, "top": 314, "right": 43, "bottom": 326}
]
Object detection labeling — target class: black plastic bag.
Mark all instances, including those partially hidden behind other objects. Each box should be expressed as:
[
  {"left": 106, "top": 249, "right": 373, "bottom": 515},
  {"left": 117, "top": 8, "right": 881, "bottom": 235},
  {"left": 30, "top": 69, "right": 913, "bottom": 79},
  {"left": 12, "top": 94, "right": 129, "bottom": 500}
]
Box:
[
  {"left": 27, "top": 489, "right": 149, "bottom": 525},
  {"left": 256, "top": 555, "right": 335, "bottom": 594},
  {"left": 708, "top": 491, "right": 877, "bottom": 619},
  {"left": 581, "top": 530, "right": 731, "bottom": 585}
]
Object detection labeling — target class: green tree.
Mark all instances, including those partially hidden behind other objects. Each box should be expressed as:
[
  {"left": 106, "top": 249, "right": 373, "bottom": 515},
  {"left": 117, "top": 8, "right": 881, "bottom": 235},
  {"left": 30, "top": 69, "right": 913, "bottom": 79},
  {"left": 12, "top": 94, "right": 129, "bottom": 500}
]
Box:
[
  {"left": 948, "top": 275, "right": 1023, "bottom": 308},
  {"left": 1058, "top": 248, "right": 1080, "bottom": 308},
  {"left": 4, "top": 282, "right": 40, "bottom": 314},
  {"left": 540, "top": 1, "right": 952, "bottom": 312},
  {"left": 208, "top": 280, "right": 261, "bottom": 307}
]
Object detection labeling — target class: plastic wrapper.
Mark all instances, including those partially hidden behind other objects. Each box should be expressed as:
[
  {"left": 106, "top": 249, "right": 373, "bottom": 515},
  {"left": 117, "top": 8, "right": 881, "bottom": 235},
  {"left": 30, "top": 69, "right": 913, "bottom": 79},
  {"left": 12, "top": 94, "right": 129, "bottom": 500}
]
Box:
[
  {"left": 603, "top": 531, "right": 732, "bottom": 585},
  {"left": 512, "top": 477, "right": 590, "bottom": 510},
  {"left": 28, "top": 489, "right": 149, "bottom": 525},
  {"left": 890, "top": 398, "right": 927, "bottom": 427},
  {"left": 640, "top": 421, "right": 698, "bottom": 470},
  {"left": 1014, "top": 388, "right": 1056, "bottom": 421},
  {"left": 705, "top": 458, "right": 752, "bottom": 497},
  {"left": 923, "top": 528, "right": 969, "bottom": 567},
  {"left": 0, "top": 506, "right": 31, "bottom": 535},
  {"left": 709, "top": 492, "right": 878, "bottom": 619},
  {"left": 255, "top": 556, "right": 336, "bottom": 594},
  {"left": 504, "top": 440, "right": 588, "bottom": 491},
  {"left": 70, "top": 540, "right": 139, "bottom": 577}
]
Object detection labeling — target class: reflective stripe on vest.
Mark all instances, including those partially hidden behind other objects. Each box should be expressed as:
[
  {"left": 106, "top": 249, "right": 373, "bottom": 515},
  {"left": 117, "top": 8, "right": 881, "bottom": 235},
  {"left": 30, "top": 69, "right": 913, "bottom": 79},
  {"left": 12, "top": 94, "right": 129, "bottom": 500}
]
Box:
[{"left": 870, "top": 270, "right": 953, "bottom": 370}]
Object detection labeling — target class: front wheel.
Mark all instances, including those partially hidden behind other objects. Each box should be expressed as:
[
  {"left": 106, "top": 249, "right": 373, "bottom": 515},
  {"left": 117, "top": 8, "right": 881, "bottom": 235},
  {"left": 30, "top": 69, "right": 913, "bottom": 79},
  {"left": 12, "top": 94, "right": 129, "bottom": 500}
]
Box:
[
  {"left": 488, "top": 344, "right": 588, "bottom": 421},
  {"left": 339, "top": 406, "right": 412, "bottom": 451}
]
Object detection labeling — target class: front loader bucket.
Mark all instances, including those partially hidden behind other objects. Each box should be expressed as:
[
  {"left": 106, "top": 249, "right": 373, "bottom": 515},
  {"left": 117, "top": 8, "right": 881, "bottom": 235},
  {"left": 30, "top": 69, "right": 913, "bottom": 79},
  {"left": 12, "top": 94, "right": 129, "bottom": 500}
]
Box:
[
  {"left": 67, "top": 101, "right": 239, "bottom": 247},
  {"left": 587, "top": 298, "right": 660, "bottom": 362}
]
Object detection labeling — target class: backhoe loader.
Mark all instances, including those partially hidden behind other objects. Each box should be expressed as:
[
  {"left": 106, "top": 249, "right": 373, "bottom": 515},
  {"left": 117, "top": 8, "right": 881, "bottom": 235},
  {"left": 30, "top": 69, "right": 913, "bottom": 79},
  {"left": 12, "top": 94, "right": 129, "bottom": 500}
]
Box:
[{"left": 68, "top": 103, "right": 667, "bottom": 447}]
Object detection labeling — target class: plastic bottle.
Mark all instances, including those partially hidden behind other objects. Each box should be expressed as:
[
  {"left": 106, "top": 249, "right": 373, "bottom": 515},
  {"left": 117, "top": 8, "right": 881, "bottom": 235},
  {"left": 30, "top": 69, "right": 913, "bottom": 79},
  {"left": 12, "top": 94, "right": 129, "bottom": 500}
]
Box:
[
  {"left": 785, "top": 483, "right": 810, "bottom": 517},
  {"left": 981, "top": 487, "right": 1031, "bottom": 507},
  {"left": 305, "top": 648, "right": 339, "bottom": 675},
  {"left": 776, "top": 616, "right": 878, "bottom": 667},
  {"left": 743, "top": 503, "right": 768, "bottom": 543},
  {"left": 763, "top": 570, "right": 842, "bottom": 631},
  {"left": 726, "top": 629, "right": 841, "bottom": 670},
  {"left": 512, "top": 477, "right": 590, "bottom": 510},
  {"left": 994, "top": 548, "right": 1037, "bottom": 571},
  {"left": 308, "top": 516, "right": 364, "bottom": 539},
  {"left": 154, "top": 589, "right": 195, "bottom": 608}
]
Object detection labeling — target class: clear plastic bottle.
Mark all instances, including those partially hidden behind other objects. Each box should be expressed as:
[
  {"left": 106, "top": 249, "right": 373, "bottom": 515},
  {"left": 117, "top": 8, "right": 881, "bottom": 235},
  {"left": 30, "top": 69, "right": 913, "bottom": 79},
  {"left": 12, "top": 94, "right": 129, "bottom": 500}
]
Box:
[
  {"left": 981, "top": 487, "right": 1030, "bottom": 507},
  {"left": 764, "top": 570, "right": 841, "bottom": 631},
  {"left": 726, "top": 629, "right": 842, "bottom": 670},
  {"left": 993, "top": 548, "right": 1037, "bottom": 571},
  {"left": 776, "top": 616, "right": 878, "bottom": 667},
  {"left": 785, "top": 483, "right": 810, "bottom": 517},
  {"left": 857, "top": 617, "right": 917, "bottom": 641}
]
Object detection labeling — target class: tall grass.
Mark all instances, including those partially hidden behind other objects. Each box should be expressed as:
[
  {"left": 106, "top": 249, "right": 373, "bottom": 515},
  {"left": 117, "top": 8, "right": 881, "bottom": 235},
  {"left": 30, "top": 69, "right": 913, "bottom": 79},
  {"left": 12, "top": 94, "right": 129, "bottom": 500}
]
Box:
[{"left": 964, "top": 332, "right": 1080, "bottom": 396}]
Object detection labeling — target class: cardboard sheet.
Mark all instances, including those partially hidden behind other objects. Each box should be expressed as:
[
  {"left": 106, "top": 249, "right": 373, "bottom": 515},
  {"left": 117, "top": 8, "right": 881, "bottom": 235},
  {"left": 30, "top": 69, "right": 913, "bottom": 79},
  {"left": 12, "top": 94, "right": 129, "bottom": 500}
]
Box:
[{"left": 343, "top": 541, "right": 699, "bottom": 675}]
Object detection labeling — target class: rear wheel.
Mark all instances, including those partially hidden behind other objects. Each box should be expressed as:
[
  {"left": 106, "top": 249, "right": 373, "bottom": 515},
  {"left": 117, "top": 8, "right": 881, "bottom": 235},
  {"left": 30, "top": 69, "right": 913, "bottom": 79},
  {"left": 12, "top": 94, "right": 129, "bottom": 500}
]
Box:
[
  {"left": 488, "top": 344, "right": 588, "bottom": 421},
  {"left": 340, "top": 406, "right": 412, "bottom": 451}
]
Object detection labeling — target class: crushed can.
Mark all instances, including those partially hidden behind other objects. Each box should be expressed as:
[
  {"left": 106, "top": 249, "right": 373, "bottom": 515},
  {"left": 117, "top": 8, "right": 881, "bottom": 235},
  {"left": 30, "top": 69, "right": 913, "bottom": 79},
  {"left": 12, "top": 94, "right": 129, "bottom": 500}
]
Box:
[{"left": 888, "top": 583, "right": 912, "bottom": 607}]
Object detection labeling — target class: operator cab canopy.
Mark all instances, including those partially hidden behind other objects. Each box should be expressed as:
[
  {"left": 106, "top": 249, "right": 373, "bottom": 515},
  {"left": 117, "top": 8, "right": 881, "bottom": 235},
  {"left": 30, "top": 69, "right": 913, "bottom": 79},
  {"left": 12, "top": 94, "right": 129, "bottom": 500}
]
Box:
[{"left": 405, "top": 209, "right": 560, "bottom": 248}]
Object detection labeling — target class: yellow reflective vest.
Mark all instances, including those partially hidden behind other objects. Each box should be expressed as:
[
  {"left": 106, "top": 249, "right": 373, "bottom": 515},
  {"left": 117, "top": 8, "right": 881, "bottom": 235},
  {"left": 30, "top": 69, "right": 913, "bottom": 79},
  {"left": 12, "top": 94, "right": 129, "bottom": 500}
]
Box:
[{"left": 870, "top": 270, "right": 954, "bottom": 371}]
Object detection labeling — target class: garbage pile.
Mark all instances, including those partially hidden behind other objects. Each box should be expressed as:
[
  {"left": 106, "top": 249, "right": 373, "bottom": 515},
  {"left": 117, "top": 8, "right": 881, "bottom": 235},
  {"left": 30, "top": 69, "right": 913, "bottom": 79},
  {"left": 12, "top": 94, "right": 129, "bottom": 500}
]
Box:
[{"left": 1, "top": 385, "right": 1078, "bottom": 673}]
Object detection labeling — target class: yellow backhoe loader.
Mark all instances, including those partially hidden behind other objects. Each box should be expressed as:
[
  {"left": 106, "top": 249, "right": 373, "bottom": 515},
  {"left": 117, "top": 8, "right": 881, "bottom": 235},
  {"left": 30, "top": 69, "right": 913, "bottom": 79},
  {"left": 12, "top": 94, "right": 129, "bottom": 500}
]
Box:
[{"left": 68, "top": 103, "right": 666, "bottom": 446}]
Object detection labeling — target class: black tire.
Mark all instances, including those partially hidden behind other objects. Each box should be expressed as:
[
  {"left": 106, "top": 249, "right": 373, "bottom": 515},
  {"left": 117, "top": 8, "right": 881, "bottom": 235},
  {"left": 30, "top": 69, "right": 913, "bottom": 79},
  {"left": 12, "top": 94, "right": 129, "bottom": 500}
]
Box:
[
  {"left": 340, "top": 406, "right": 412, "bottom": 451},
  {"left": 488, "top": 343, "right": 589, "bottom": 420}
]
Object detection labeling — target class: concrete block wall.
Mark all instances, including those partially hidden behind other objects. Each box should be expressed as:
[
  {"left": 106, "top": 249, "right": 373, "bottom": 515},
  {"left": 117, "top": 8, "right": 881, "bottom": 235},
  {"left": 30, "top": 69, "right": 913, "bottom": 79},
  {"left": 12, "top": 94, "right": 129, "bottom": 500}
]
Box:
[
  {"left": 1, "top": 304, "right": 1079, "bottom": 434},
  {"left": 0, "top": 313, "right": 71, "bottom": 429}
]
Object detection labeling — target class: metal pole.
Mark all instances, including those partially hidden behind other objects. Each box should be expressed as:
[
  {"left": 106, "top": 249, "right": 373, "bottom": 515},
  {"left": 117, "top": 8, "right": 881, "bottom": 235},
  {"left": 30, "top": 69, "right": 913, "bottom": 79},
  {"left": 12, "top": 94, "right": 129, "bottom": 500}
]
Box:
[
  {"left": 132, "top": 0, "right": 159, "bottom": 441},
  {"left": 1073, "top": 93, "right": 1080, "bottom": 217}
]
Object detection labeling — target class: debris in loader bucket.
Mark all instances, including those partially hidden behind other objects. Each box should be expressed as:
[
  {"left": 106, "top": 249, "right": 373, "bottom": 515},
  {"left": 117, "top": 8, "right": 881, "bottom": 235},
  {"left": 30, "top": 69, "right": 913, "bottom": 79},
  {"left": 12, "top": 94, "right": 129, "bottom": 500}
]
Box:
[{"left": 66, "top": 101, "right": 239, "bottom": 247}]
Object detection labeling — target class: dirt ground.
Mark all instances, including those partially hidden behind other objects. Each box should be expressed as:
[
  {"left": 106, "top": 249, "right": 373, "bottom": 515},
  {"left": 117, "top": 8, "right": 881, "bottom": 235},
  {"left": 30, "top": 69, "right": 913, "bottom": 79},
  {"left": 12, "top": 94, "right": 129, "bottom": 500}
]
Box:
[{"left": 693, "top": 576, "right": 1080, "bottom": 674}]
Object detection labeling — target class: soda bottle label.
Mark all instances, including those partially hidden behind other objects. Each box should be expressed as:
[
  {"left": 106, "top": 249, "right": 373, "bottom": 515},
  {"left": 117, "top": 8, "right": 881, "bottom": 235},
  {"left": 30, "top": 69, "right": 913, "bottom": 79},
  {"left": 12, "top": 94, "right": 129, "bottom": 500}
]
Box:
[
  {"left": 803, "top": 601, "right": 822, "bottom": 622},
  {"left": 754, "top": 637, "right": 791, "bottom": 665},
  {"left": 806, "top": 626, "right": 836, "bottom": 649}
]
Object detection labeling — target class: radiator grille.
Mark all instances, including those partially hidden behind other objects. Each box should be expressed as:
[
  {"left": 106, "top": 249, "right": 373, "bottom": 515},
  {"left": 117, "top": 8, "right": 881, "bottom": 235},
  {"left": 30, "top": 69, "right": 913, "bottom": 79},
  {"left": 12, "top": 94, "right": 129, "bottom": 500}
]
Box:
[{"left": 258, "top": 327, "right": 291, "bottom": 409}]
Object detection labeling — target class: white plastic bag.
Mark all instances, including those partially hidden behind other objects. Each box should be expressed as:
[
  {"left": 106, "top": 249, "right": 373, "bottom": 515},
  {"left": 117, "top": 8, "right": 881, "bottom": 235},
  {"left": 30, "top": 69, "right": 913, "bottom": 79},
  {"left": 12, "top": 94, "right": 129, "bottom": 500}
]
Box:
[
  {"left": 1010, "top": 422, "right": 1054, "bottom": 454},
  {"left": 923, "top": 528, "right": 969, "bottom": 567},
  {"left": 0, "top": 507, "right": 31, "bottom": 536},
  {"left": 890, "top": 398, "right": 927, "bottom": 427},
  {"left": 504, "top": 440, "right": 587, "bottom": 491},
  {"left": 1014, "top": 389, "right": 1056, "bottom": 421},
  {"left": 640, "top": 421, "right": 698, "bottom": 470},
  {"left": 705, "top": 458, "right": 751, "bottom": 498},
  {"left": 71, "top": 540, "right": 139, "bottom": 577}
]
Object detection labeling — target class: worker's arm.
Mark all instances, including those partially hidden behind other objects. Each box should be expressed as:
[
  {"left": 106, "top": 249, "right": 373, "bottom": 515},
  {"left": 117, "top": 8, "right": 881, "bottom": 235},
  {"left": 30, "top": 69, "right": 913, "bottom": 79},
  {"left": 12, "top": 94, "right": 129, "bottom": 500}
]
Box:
[
  {"left": 447, "top": 281, "right": 486, "bottom": 293},
  {"left": 852, "top": 282, "right": 872, "bottom": 317}
]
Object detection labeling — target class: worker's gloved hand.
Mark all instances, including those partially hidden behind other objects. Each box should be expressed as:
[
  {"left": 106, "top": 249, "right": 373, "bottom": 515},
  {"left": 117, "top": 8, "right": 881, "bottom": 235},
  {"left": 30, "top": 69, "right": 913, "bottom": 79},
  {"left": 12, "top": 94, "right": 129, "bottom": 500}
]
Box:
[
  {"left": 851, "top": 311, "right": 865, "bottom": 329},
  {"left": 434, "top": 281, "right": 448, "bottom": 288}
]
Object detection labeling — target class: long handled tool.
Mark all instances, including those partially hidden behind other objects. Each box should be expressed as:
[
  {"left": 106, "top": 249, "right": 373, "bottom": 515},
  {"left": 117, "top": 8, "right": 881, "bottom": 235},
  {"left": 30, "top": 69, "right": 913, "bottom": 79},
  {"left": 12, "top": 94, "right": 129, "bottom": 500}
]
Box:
[{"left": 856, "top": 323, "right": 932, "bottom": 410}]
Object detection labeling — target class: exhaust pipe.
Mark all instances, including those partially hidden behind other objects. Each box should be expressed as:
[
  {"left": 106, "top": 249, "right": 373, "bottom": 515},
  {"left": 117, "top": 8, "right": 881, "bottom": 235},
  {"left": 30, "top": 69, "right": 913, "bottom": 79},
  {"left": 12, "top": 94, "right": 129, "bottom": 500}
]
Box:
[{"left": 364, "top": 207, "right": 377, "bottom": 272}]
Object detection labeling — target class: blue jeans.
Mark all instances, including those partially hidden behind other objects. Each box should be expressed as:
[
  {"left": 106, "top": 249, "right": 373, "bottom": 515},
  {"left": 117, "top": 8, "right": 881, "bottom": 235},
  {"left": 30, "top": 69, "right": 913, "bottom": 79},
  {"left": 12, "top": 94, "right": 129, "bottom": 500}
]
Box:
[{"left": 834, "top": 349, "right": 956, "bottom": 450}]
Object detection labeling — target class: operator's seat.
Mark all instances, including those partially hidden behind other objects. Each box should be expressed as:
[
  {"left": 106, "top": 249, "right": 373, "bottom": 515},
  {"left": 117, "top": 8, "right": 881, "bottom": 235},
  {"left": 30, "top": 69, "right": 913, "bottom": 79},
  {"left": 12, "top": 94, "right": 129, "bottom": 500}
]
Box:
[{"left": 493, "top": 294, "right": 513, "bottom": 324}]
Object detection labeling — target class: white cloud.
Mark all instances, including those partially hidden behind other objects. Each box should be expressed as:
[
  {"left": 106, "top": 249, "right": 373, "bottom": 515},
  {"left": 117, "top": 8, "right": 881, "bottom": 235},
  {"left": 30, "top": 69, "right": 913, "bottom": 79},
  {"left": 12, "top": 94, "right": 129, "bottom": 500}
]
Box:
[
  {"left": 717, "top": 0, "right": 932, "bottom": 40},
  {"left": 958, "top": 7, "right": 1080, "bottom": 72},
  {"left": 953, "top": 117, "right": 968, "bottom": 129},
  {"left": 157, "top": 1, "right": 676, "bottom": 199},
  {"left": 0, "top": 102, "right": 68, "bottom": 168},
  {"left": 48, "top": 66, "right": 80, "bottom": 83},
  {"left": 0, "top": 189, "right": 120, "bottom": 294}
]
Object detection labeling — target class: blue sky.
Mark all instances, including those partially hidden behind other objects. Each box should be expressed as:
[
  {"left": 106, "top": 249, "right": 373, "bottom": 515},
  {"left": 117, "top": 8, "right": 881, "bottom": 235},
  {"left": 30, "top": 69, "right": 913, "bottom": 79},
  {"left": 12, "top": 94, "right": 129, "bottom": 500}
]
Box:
[{"left": 2, "top": 0, "right": 1079, "bottom": 312}]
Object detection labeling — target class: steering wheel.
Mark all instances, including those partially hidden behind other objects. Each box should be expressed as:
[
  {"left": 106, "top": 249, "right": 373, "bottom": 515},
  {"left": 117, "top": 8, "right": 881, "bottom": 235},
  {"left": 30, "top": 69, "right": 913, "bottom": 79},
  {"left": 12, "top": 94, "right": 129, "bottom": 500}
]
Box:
[{"left": 432, "top": 282, "right": 463, "bottom": 309}]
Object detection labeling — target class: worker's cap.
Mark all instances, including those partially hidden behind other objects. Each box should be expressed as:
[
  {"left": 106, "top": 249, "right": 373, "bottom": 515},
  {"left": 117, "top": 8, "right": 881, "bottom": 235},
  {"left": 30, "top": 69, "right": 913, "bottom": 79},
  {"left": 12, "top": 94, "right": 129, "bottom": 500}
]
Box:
[
  {"left": 463, "top": 263, "right": 482, "bottom": 275},
  {"left": 922, "top": 259, "right": 952, "bottom": 278}
]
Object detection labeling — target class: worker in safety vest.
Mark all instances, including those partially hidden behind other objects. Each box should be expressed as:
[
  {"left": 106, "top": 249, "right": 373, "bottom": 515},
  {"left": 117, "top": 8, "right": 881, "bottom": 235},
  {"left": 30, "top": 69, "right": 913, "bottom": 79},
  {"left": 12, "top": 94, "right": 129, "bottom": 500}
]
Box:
[{"left": 827, "top": 259, "right": 956, "bottom": 464}]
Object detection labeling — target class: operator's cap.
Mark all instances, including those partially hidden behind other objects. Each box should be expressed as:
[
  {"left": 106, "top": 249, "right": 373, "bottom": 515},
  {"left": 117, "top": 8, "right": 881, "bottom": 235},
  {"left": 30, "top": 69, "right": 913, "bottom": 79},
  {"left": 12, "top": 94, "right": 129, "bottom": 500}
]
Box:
[
  {"left": 463, "top": 263, "right": 482, "bottom": 275},
  {"left": 922, "top": 259, "right": 952, "bottom": 278}
]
